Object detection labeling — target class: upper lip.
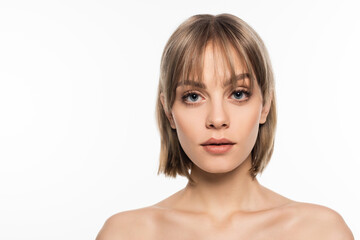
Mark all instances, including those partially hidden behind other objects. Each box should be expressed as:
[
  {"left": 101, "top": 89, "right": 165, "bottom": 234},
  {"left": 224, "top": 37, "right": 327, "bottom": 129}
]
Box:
[{"left": 200, "top": 138, "right": 235, "bottom": 146}]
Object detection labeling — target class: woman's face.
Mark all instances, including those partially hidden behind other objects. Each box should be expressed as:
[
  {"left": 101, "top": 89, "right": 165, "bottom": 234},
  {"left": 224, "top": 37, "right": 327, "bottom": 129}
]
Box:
[{"left": 162, "top": 44, "right": 271, "bottom": 174}]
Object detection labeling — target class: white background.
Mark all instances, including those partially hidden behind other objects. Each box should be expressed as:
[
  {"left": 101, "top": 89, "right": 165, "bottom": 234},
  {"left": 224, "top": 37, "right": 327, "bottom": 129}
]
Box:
[{"left": 0, "top": 0, "right": 359, "bottom": 239}]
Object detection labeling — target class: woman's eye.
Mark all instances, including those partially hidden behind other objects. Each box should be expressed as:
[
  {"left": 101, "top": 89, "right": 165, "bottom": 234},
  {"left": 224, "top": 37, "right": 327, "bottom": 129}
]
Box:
[
  {"left": 231, "top": 90, "right": 249, "bottom": 100},
  {"left": 182, "top": 92, "right": 202, "bottom": 103}
]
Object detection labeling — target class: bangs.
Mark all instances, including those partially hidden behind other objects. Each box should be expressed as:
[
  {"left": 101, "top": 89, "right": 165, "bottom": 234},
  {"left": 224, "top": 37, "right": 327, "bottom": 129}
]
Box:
[{"left": 174, "top": 20, "right": 256, "bottom": 92}]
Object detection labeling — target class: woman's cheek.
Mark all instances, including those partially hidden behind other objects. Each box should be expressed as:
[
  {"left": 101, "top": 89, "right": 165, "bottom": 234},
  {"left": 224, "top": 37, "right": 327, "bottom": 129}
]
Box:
[
  {"left": 173, "top": 109, "right": 200, "bottom": 139},
  {"left": 232, "top": 104, "right": 261, "bottom": 141},
  {"left": 245, "top": 106, "right": 263, "bottom": 148}
]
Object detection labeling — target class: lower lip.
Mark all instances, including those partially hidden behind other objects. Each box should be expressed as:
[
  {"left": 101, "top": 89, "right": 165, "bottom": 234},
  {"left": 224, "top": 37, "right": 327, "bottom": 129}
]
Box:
[{"left": 202, "top": 144, "right": 234, "bottom": 154}]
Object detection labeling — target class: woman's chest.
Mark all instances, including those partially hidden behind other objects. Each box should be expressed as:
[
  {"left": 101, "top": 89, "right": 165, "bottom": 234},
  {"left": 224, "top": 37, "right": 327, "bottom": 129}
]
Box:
[{"left": 150, "top": 210, "right": 297, "bottom": 240}]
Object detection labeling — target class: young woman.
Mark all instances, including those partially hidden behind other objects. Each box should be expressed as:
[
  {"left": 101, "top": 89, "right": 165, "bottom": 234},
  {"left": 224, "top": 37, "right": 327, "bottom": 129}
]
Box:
[{"left": 96, "top": 13, "right": 353, "bottom": 239}]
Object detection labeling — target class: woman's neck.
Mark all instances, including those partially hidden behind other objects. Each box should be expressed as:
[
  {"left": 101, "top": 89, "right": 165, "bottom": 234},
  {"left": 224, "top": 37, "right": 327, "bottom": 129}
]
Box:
[
  {"left": 162, "top": 156, "right": 268, "bottom": 223},
  {"left": 153, "top": 155, "right": 293, "bottom": 223}
]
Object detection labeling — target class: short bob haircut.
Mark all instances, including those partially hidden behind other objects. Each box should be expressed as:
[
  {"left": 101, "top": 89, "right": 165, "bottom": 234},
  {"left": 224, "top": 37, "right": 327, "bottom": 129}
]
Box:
[{"left": 156, "top": 13, "right": 276, "bottom": 185}]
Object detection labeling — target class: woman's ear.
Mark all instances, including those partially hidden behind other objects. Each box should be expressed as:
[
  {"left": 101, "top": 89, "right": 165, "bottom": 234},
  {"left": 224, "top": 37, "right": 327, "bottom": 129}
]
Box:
[
  {"left": 160, "top": 93, "right": 176, "bottom": 129},
  {"left": 259, "top": 95, "right": 272, "bottom": 124}
]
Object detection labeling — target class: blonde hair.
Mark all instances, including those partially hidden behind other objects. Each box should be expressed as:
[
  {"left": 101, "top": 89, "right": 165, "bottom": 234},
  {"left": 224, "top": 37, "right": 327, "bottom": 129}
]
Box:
[{"left": 156, "top": 13, "right": 276, "bottom": 184}]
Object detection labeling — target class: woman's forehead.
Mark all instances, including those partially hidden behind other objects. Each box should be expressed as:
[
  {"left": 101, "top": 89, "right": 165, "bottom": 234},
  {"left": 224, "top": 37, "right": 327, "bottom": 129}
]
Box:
[
  {"left": 204, "top": 47, "right": 247, "bottom": 80},
  {"left": 177, "top": 43, "right": 253, "bottom": 88},
  {"left": 176, "top": 74, "right": 251, "bottom": 91}
]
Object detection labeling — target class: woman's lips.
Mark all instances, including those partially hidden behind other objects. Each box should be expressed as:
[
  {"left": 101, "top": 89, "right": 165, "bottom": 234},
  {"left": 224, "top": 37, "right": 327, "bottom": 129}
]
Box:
[{"left": 202, "top": 144, "right": 234, "bottom": 154}]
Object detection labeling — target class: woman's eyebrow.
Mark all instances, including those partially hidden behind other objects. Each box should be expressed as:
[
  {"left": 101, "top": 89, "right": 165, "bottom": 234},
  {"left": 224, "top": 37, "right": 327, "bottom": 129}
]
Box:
[{"left": 177, "top": 73, "right": 250, "bottom": 89}]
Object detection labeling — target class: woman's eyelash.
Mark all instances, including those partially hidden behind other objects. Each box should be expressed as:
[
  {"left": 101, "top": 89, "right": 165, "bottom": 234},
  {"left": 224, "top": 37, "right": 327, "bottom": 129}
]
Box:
[
  {"left": 181, "top": 89, "right": 251, "bottom": 105},
  {"left": 181, "top": 91, "right": 203, "bottom": 103},
  {"left": 231, "top": 90, "right": 251, "bottom": 100}
]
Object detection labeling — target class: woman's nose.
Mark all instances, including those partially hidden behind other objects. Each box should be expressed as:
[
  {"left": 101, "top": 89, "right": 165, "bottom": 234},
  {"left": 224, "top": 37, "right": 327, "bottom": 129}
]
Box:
[{"left": 205, "top": 101, "right": 230, "bottom": 129}]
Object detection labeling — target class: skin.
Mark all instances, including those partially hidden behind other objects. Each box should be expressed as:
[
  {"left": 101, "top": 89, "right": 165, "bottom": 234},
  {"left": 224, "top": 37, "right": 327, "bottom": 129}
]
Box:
[{"left": 96, "top": 43, "right": 354, "bottom": 239}]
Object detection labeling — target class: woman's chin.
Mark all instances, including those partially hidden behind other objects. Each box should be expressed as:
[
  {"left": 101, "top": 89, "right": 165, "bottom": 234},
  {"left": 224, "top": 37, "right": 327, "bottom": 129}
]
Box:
[{"left": 193, "top": 161, "right": 241, "bottom": 175}]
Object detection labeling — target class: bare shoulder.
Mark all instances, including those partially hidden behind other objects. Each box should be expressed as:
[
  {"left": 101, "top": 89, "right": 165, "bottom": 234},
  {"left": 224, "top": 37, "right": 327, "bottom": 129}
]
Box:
[
  {"left": 95, "top": 207, "right": 158, "bottom": 240},
  {"left": 286, "top": 202, "right": 354, "bottom": 240}
]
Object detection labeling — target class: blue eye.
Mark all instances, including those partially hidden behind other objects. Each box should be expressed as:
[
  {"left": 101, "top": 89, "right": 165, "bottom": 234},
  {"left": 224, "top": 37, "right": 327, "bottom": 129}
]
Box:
[
  {"left": 183, "top": 92, "right": 201, "bottom": 102},
  {"left": 232, "top": 90, "right": 246, "bottom": 100}
]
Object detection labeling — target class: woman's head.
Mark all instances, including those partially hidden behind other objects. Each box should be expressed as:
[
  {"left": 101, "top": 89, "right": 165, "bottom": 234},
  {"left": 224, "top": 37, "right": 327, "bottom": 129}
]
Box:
[{"left": 156, "top": 13, "right": 276, "bottom": 184}]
